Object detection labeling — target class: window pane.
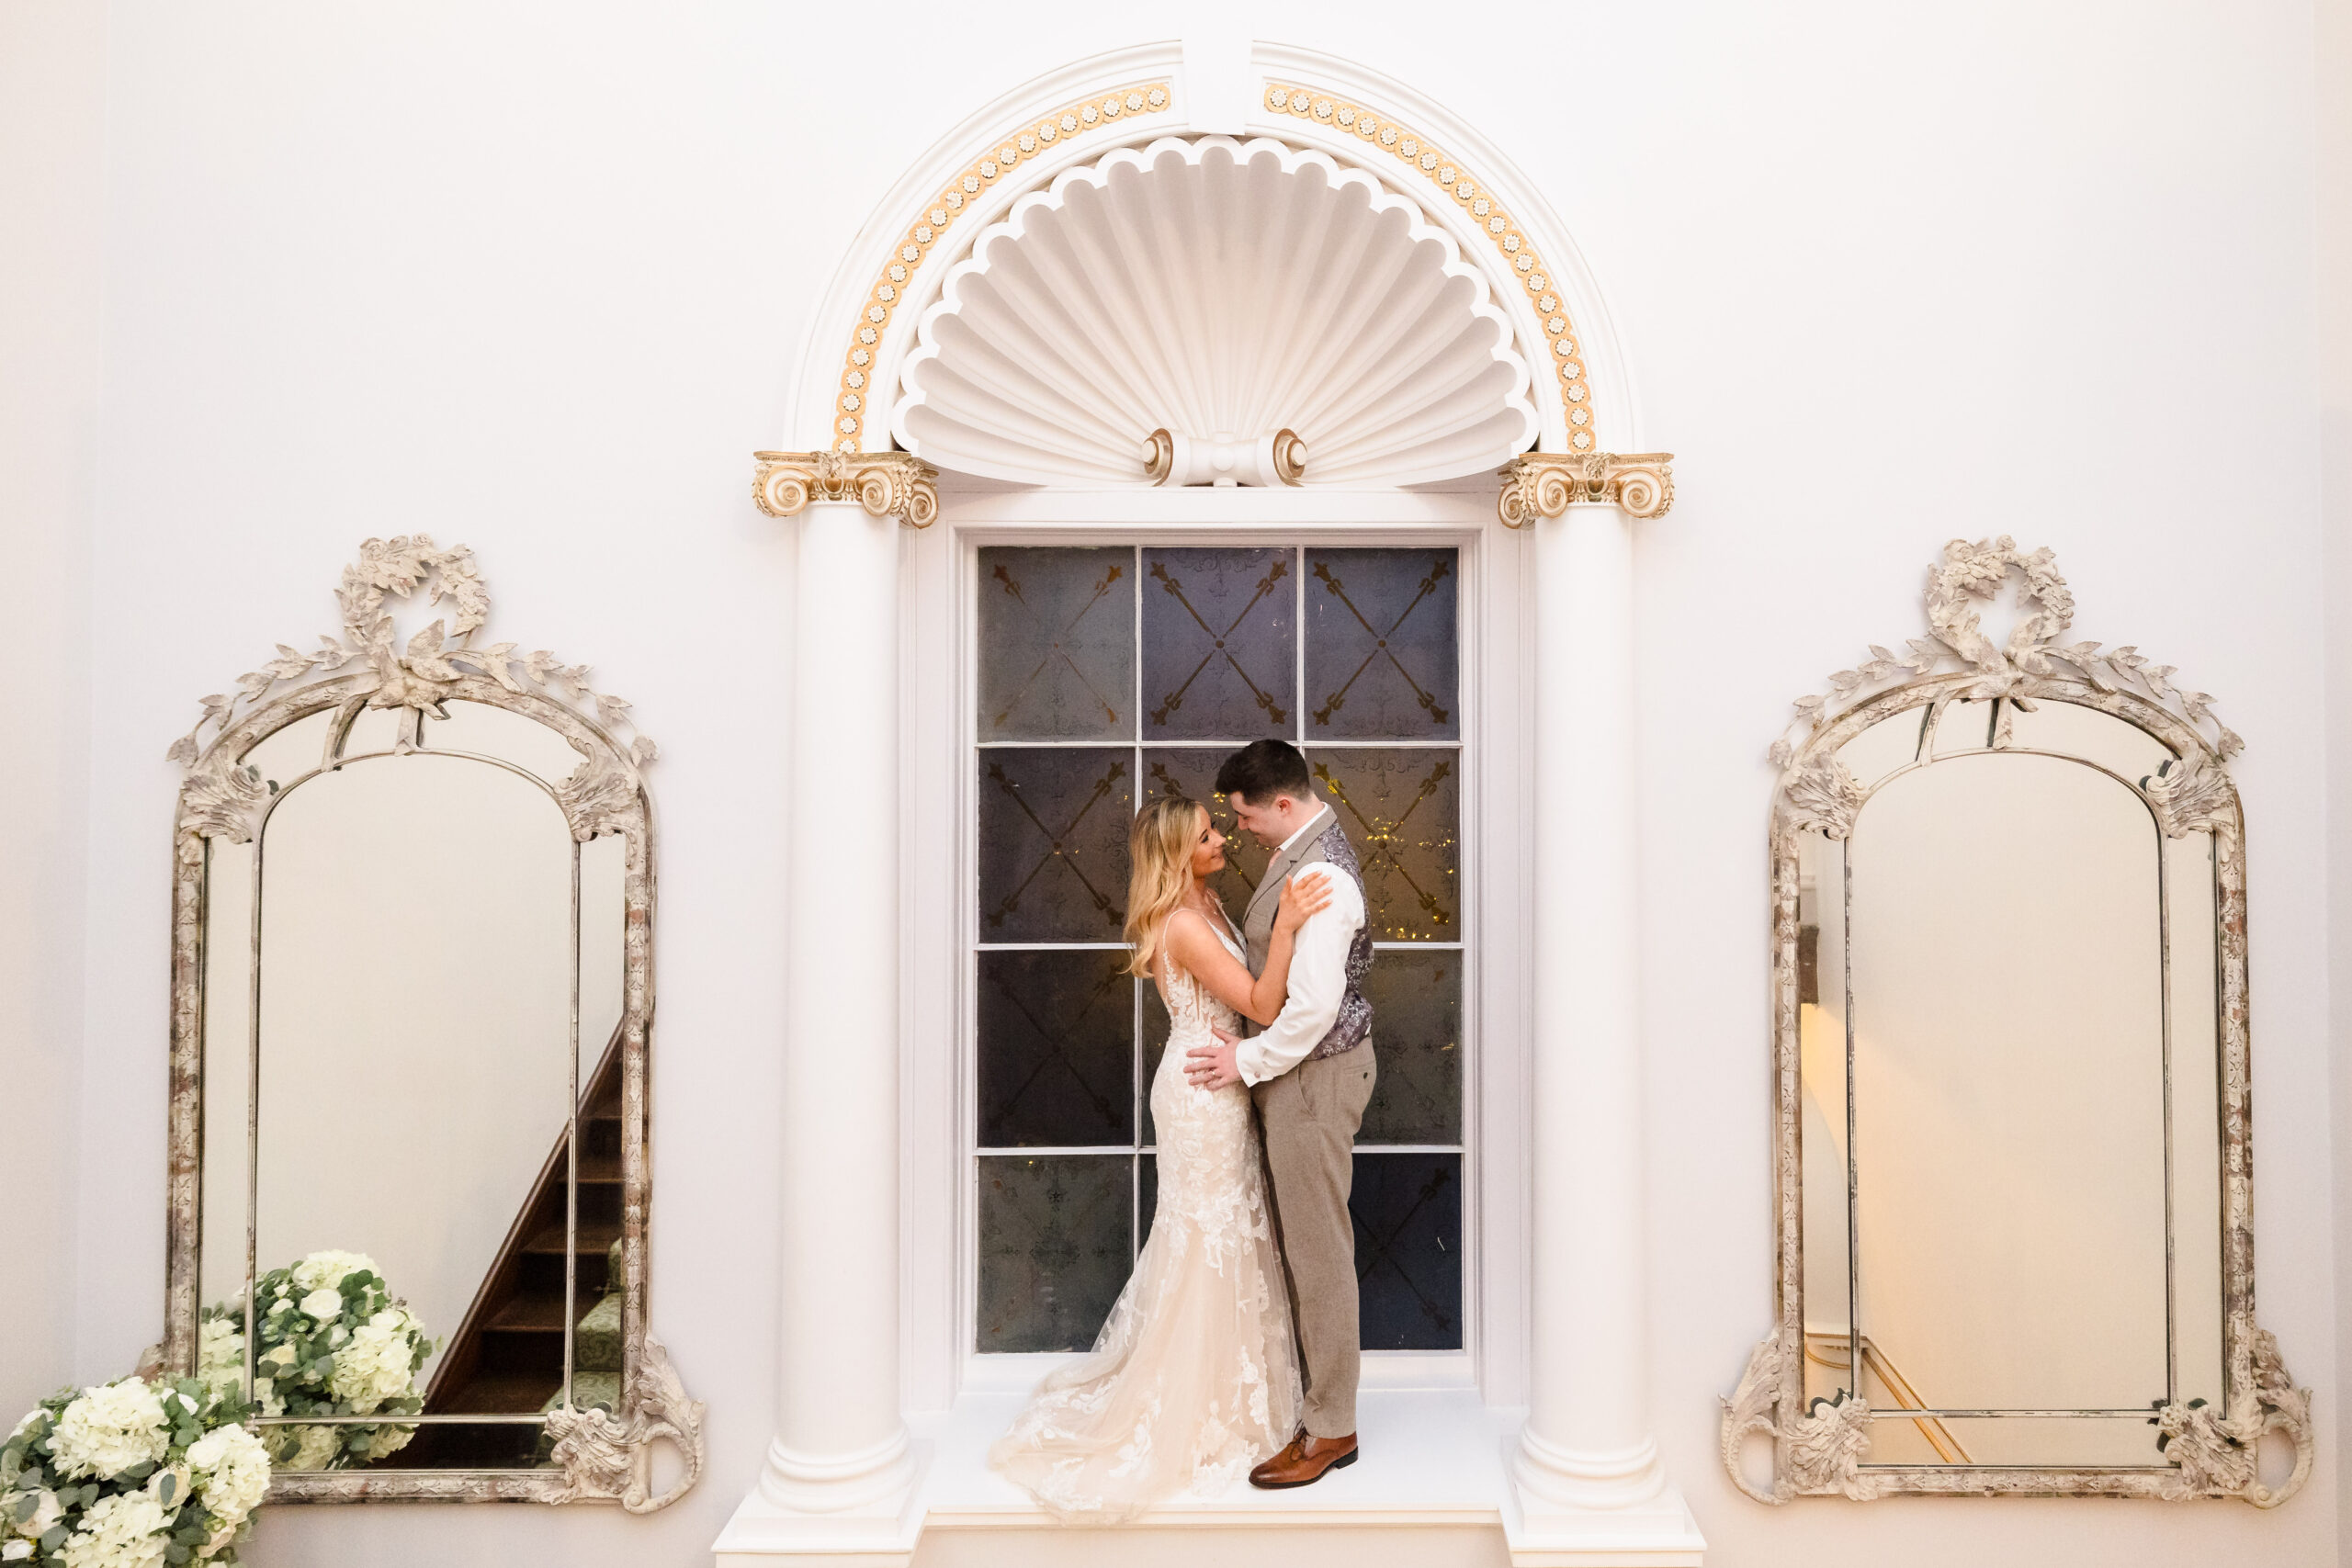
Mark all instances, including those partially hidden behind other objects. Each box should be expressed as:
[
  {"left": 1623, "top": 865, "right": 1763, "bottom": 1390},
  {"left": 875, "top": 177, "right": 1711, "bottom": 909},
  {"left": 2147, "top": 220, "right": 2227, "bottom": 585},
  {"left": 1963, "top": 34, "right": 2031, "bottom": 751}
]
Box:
[
  {"left": 978, "top": 1155, "right": 1133, "bottom": 1352},
  {"left": 1358, "top": 953, "right": 1462, "bottom": 1145},
  {"left": 1309, "top": 748, "right": 1460, "bottom": 941},
  {"left": 1139, "top": 978, "right": 1170, "bottom": 1149},
  {"left": 978, "top": 748, "right": 1133, "bottom": 942},
  {"left": 978, "top": 546, "right": 1136, "bottom": 740},
  {"left": 1141, "top": 547, "right": 1296, "bottom": 740},
  {"left": 1351, "top": 1152, "right": 1463, "bottom": 1349},
  {"left": 1305, "top": 548, "right": 1459, "bottom": 739},
  {"left": 1140, "top": 746, "right": 1267, "bottom": 914},
  {"left": 978, "top": 951, "right": 1135, "bottom": 1148}
]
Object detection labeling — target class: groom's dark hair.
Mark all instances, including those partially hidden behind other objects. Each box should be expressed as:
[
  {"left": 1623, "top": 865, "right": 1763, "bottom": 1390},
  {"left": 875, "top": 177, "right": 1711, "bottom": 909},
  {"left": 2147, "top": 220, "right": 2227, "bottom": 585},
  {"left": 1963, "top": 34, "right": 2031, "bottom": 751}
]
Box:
[{"left": 1216, "top": 739, "right": 1313, "bottom": 806}]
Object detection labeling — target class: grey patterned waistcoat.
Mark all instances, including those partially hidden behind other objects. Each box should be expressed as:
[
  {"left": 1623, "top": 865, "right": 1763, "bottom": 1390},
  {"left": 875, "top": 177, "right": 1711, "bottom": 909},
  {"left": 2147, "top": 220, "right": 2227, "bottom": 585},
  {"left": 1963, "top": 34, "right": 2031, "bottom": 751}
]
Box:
[{"left": 1239, "top": 806, "right": 1374, "bottom": 1060}]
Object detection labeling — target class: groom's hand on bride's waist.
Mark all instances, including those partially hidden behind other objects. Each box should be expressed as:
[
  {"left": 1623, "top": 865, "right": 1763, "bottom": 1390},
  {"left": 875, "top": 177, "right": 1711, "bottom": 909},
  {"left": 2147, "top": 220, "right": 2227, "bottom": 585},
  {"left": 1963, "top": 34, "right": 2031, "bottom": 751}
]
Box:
[{"left": 1185, "top": 1028, "right": 1242, "bottom": 1091}]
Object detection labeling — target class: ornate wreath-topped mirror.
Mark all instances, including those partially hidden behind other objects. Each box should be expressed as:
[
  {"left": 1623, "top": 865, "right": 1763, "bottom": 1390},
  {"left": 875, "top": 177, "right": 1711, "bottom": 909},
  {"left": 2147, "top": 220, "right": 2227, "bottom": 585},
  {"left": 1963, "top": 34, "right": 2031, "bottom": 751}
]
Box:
[
  {"left": 163, "top": 538, "right": 703, "bottom": 1506},
  {"left": 1723, "top": 538, "right": 2310, "bottom": 1504}
]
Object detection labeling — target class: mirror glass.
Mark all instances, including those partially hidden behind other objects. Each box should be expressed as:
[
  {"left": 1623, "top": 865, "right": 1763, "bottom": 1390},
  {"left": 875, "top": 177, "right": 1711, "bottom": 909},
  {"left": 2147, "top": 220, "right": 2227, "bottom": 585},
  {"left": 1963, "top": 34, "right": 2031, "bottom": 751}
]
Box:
[
  {"left": 1795, "top": 700, "right": 2227, "bottom": 1471},
  {"left": 198, "top": 705, "right": 627, "bottom": 1472}
]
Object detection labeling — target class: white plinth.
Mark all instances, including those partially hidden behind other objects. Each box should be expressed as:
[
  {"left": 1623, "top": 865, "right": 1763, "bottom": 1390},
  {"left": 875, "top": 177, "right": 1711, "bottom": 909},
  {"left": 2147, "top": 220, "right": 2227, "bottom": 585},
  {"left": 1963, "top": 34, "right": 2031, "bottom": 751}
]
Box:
[
  {"left": 713, "top": 1383, "right": 1704, "bottom": 1567},
  {"left": 713, "top": 1444, "right": 930, "bottom": 1568}
]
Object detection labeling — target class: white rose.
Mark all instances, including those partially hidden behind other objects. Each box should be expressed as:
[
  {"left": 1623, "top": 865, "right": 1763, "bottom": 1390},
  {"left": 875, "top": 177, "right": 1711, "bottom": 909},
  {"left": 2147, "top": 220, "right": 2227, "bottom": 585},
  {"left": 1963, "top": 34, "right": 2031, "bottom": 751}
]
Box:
[
  {"left": 288, "top": 1251, "right": 377, "bottom": 1293},
  {"left": 187, "top": 1424, "right": 269, "bottom": 1531},
  {"left": 261, "top": 1344, "right": 297, "bottom": 1370},
  {"left": 6, "top": 1487, "right": 61, "bottom": 1539},
  {"left": 50, "top": 1380, "right": 170, "bottom": 1481},
  {"left": 58, "top": 1491, "right": 170, "bottom": 1568},
  {"left": 298, "top": 1287, "right": 345, "bottom": 1323},
  {"left": 143, "top": 1462, "right": 191, "bottom": 1513}
]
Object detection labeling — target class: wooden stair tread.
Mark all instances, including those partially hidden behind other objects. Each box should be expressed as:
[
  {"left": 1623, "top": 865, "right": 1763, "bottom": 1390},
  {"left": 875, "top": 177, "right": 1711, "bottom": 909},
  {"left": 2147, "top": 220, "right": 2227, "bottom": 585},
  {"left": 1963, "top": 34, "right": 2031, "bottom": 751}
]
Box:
[
  {"left": 524, "top": 1219, "right": 621, "bottom": 1256},
  {"left": 487, "top": 1293, "right": 577, "bottom": 1333},
  {"left": 426, "top": 1373, "right": 566, "bottom": 1415}
]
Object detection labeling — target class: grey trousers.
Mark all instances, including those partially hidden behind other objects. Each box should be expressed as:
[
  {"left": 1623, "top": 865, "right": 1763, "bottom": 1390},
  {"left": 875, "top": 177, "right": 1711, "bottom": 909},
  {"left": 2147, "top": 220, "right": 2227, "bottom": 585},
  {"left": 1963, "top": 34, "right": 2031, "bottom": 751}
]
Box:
[{"left": 1252, "top": 1043, "right": 1377, "bottom": 1439}]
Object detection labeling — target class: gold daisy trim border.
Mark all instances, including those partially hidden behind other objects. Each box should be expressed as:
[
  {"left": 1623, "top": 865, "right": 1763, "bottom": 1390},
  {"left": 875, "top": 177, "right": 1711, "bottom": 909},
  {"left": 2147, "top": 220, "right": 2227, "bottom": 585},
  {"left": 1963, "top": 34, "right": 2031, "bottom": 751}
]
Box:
[
  {"left": 831, "top": 81, "right": 1173, "bottom": 454},
  {"left": 1265, "top": 81, "right": 1599, "bottom": 451}
]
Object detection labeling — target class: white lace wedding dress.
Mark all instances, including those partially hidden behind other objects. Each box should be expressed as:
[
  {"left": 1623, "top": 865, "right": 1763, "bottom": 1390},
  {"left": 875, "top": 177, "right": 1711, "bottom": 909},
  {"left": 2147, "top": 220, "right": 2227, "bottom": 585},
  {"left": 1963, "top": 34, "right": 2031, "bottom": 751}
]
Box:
[{"left": 989, "top": 912, "right": 1302, "bottom": 1521}]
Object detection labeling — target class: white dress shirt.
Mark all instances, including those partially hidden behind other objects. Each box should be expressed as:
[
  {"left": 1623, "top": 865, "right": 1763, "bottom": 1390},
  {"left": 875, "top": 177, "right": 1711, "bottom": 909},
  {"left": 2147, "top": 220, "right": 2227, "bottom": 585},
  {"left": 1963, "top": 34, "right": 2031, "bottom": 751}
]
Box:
[{"left": 1236, "top": 813, "right": 1367, "bottom": 1088}]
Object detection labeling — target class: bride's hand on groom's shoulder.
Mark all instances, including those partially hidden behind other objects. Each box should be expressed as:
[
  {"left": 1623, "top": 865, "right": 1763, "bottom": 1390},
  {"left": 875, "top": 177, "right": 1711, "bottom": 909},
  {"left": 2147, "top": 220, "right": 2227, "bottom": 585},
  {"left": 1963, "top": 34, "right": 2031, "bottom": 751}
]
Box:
[{"left": 1273, "top": 866, "right": 1336, "bottom": 934}]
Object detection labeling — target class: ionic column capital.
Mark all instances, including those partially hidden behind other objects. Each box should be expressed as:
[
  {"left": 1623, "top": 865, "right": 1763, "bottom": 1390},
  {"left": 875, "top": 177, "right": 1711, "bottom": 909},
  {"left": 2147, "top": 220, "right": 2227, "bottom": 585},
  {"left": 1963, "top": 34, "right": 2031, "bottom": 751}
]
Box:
[
  {"left": 752, "top": 450, "right": 940, "bottom": 528},
  {"left": 1496, "top": 451, "right": 1675, "bottom": 527}
]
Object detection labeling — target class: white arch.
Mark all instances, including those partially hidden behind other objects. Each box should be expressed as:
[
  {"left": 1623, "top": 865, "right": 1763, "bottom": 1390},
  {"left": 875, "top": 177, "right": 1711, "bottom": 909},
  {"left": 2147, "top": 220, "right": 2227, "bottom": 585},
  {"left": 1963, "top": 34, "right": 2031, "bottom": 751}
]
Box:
[
  {"left": 784, "top": 39, "right": 1643, "bottom": 463},
  {"left": 892, "top": 133, "right": 1542, "bottom": 487}
]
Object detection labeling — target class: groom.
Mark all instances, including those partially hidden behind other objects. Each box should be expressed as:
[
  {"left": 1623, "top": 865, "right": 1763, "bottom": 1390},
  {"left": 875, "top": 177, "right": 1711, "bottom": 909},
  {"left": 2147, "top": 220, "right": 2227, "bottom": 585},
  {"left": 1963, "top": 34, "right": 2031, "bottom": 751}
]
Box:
[{"left": 1184, "top": 739, "right": 1376, "bottom": 1489}]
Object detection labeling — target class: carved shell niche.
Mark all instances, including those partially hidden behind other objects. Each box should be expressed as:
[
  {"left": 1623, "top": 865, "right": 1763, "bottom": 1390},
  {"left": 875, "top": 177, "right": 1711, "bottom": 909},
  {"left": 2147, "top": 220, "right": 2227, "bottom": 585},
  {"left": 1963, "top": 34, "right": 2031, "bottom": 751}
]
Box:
[{"left": 891, "top": 135, "right": 1541, "bottom": 488}]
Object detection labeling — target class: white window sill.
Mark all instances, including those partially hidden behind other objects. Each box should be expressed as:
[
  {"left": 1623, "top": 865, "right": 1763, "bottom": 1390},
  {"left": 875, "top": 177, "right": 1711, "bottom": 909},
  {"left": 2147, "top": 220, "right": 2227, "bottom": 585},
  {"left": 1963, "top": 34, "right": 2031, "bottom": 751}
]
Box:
[{"left": 913, "top": 1378, "right": 1514, "bottom": 1532}]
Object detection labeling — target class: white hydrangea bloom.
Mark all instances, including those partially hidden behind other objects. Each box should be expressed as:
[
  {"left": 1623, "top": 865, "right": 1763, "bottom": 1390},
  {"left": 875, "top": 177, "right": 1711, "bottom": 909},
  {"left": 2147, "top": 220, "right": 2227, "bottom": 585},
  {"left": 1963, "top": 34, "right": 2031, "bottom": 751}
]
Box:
[
  {"left": 187, "top": 1424, "right": 270, "bottom": 1530},
  {"left": 57, "top": 1491, "right": 169, "bottom": 1568},
  {"left": 297, "top": 1287, "right": 345, "bottom": 1323},
  {"left": 250, "top": 1376, "right": 285, "bottom": 1420},
  {"left": 277, "top": 1424, "right": 342, "bottom": 1472},
  {"left": 288, "top": 1251, "right": 377, "bottom": 1293},
  {"left": 195, "top": 1318, "right": 245, "bottom": 1404},
  {"left": 360, "top": 1424, "right": 413, "bottom": 1462},
  {"left": 326, "top": 1310, "right": 421, "bottom": 1413},
  {"left": 50, "top": 1382, "right": 169, "bottom": 1481}
]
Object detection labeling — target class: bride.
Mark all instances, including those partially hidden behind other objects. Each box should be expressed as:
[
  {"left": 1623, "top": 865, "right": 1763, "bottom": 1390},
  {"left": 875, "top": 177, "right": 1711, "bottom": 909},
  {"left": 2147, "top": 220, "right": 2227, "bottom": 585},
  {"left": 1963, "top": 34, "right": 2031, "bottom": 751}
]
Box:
[{"left": 990, "top": 795, "right": 1334, "bottom": 1521}]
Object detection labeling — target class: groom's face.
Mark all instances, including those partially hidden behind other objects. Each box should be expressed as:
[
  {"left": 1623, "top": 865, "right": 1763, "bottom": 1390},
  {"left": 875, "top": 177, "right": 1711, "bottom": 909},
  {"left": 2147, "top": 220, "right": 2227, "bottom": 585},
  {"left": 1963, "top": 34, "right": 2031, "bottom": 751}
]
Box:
[{"left": 1226, "top": 791, "right": 1293, "bottom": 848}]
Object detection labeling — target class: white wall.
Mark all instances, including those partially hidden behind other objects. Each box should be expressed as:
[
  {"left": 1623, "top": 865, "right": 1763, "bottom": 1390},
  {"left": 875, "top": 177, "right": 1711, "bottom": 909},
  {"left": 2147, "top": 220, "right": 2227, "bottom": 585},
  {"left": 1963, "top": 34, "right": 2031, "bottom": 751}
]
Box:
[
  {"left": 0, "top": 0, "right": 105, "bottom": 1425},
  {"left": 2319, "top": 0, "right": 2352, "bottom": 1558},
  {"left": 17, "top": 2, "right": 2340, "bottom": 1563}
]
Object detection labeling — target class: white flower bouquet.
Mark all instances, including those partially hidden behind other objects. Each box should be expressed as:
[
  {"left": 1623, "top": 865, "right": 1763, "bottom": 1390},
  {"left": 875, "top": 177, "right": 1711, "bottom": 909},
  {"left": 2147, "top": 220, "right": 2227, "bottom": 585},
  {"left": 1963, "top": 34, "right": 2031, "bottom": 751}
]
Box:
[
  {"left": 1, "top": 1375, "right": 268, "bottom": 1568},
  {"left": 198, "top": 1252, "right": 434, "bottom": 1472}
]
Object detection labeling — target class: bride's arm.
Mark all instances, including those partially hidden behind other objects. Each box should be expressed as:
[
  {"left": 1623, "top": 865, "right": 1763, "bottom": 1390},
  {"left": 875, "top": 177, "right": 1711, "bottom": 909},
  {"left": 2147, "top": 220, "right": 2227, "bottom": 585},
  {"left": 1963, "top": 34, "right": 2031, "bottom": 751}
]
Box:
[{"left": 1159, "top": 873, "right": 1334, "bottom": 1027}]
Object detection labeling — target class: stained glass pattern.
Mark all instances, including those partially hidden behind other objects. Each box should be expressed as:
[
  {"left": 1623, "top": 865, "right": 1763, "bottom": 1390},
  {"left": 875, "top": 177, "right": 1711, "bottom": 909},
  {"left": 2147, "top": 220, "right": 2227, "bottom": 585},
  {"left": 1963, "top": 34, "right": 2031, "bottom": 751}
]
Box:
[
  {"left": 978, "top": 748, "right": 1132, "bottom": 941},
  {"left": 1141, "top": 547, "right": 1295, "bottom": 739},
  {"left": 1305, "top": 548, "right": 1459, "bottom": 739},
  {"left": 978, "top": 547, "right": 1136, "bottom": 740},
  {"left": 1309, "top": 748, "right": 1460, "bottom": 941},
  {"left": 978, "top": 951, "right": 1136, "bottom": 1147},
  {"left": 1140, "top": 747, "right": 1267, "bottom": 912},
  {"left": 1351, "top": 1152, "right": 1463, "bottom": 1349},
  {"left": 1357, "top": 953, "right": 1462, "bottom": 1145},
  {"left": 978, "top": 1156, "right": 1134, "bottom": 1352}
]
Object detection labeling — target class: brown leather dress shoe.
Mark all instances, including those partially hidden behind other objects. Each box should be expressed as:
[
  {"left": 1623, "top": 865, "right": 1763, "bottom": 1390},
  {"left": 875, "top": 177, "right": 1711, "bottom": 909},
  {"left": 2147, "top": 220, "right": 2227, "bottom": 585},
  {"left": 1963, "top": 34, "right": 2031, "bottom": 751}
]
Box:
[{"left": 1248, "top": 1431, "right": 1359, "bottom": 1488}]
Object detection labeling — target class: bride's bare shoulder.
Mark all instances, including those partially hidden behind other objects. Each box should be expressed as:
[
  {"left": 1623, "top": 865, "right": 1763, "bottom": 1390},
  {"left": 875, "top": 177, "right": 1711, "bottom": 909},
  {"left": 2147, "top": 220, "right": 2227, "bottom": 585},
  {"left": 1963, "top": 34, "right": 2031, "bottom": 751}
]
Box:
[{"left": 1159, "top": 906, "right": 1218, "bottom": 960}]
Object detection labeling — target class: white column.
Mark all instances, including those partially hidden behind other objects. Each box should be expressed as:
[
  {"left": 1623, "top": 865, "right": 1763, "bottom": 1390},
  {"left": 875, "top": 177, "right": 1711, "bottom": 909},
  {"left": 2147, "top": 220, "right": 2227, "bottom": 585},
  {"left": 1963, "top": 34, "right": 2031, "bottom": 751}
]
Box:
[
  {"left": 1497, "top": 457, "right": 1702, "bottom": 1562},
  {"left": 718, "top": 455, "right": 936, "bottom": 1562}
]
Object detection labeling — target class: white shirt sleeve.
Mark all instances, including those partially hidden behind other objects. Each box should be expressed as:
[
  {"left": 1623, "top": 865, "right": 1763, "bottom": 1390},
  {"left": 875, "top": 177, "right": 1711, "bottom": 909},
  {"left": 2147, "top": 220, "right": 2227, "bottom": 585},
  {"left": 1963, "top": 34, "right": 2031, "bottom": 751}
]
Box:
[{"left": 1236, "top": 864, "right": 1366, "bottom": 1087}]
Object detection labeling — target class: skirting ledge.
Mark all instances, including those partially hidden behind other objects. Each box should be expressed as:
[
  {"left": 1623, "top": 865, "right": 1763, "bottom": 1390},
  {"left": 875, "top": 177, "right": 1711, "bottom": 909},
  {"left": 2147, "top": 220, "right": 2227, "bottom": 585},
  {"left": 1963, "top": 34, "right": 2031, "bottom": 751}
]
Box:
[{"left": 713, "top": 1391, "right": 1702, "bottom": 1568}]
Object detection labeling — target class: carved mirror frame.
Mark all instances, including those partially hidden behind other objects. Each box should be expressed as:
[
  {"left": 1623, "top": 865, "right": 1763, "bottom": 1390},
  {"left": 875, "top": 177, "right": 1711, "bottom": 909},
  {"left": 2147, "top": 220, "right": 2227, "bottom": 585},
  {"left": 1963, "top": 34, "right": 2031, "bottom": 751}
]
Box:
[
  {"left": 161, "top": 537, "right": 704, "bottom": 1507},
  {"left": 1721, "top": 537, "right": 2311, "bottom": 1505}
]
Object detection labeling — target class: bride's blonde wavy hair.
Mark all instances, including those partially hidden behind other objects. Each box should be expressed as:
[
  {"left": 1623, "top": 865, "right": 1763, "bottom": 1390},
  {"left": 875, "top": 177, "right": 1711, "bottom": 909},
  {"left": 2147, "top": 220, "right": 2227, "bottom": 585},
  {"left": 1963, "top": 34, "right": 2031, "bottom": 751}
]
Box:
[{"left": 1125, "top": 796, "right": 1209, "bottom": 978}]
